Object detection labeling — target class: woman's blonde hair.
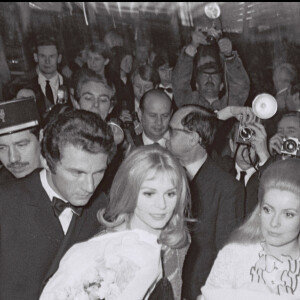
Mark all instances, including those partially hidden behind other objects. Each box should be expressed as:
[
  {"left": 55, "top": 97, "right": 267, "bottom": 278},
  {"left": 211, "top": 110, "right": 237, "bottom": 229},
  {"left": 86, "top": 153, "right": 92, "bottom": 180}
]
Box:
[
  {"left": 98, "top": 145, "right": 191, "bottom": 249},
  {"left": 228, "top": 159, "right": 300, "bottom": 244}
]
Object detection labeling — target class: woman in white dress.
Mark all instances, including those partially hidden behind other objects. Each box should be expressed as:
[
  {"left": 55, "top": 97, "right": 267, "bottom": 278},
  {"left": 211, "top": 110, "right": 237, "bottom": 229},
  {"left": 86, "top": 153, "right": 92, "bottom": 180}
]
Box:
[
  {"left": 40, "top": 144, "right": 190, "bottom": 300},
  {"left": 200, "top": 159, "right": 300, "bottom": 300}
]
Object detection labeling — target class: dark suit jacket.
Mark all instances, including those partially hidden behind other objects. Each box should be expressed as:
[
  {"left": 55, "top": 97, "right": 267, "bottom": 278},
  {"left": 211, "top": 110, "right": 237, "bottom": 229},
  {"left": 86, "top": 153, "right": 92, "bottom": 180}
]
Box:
[
  {"left": 181, "top": 157, "right": 244, "bottom": 300},
  {"left": 132, "top": 133, "right": 144, "bottom": 147},
  {"left": 29, "top": 75, "right": 71, "bottom": 118},
  {"left": 213, "top": 154, "right": 260, "bottom": 219},
  {"left": 0, "top": 171, "right": 107, "bottom": 300},
  {"left": 0, "top": 166, "right": 15, "bottom": 184}
]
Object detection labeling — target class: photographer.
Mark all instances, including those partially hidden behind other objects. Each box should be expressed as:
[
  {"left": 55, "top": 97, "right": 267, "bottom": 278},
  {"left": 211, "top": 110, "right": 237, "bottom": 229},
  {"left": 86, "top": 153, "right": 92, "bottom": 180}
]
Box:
[
  {"left": 269, "top": 112, "right": 300, "bottom": 159},
  {"left": 215, "top": 120, "right": 270, "bottom": 219},
  {"left": 172, "top": 26, "right": 250, "bottom": 110}
]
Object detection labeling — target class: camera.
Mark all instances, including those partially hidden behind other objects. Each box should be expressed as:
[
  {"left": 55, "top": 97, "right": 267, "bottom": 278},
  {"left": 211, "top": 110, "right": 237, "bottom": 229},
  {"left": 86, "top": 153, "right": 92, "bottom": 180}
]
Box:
[
  {"left": 206, "top": 27, "right": 222, "bottom": 44},
  {"left": 281, "top": 137, "right": 300, "bottom": 157},
  {"left": 237, "top": 124, "right": 255, "bottom": 145}
]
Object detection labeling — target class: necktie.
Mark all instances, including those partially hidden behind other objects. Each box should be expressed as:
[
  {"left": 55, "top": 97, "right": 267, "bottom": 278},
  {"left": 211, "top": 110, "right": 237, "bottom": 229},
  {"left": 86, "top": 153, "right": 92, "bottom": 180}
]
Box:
[
  {"left": 239, "top": 171, "right": 247, "bottom": 218},
  {"left": 239, "top": 171, "right": 247, "bottom": 187},
  {"left": 45, "top": 80, "right": 54, "bottom": 104},
  {"left": 52, "top": 197, "right": 83, "bottom": 217}
]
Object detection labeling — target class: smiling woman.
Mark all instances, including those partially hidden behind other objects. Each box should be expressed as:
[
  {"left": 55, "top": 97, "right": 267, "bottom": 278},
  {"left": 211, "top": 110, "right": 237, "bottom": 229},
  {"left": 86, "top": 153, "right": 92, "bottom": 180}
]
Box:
[
  {"left": 200, "top": 159, "right": 300, "bottom": 300},
  {"left": 40, "top": 144, "right": 191, "bottom": 300}
]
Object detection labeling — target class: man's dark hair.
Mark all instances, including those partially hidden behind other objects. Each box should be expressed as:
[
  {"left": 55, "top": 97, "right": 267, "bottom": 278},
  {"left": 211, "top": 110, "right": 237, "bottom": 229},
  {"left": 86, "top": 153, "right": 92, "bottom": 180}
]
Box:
[
  {"left": 33, "top": 35, "right": 61, "bottom": 54},
  {"left": 29, "top": 126, "right": 40, "bottom": 139},
  {"left": 139, "top": 89, "right": 172, "bottom": 112},
  {"left": 72, "top": 68, "right": 116, "bottom": 107},
  {"left": 132, "top": 64, "right": 160, "bottom": 87},
  {"left": 181, "top": 104, "right": 218, "bottom": 150},
  {"left": 279, "top": 111, "right": 300, "bottom": 128},
  {"left": 41, "top": 110, "right": 116, "bottom": 173}
]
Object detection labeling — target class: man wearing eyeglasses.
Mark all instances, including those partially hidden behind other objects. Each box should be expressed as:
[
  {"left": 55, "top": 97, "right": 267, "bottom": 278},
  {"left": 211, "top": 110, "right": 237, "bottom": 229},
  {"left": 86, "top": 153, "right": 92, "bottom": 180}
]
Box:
[
  {"left": 166, "top": 104, "right": 244, "bottom": 300},
  {"left": 172, "top": 27, "right": 249, "bottom": 111}
]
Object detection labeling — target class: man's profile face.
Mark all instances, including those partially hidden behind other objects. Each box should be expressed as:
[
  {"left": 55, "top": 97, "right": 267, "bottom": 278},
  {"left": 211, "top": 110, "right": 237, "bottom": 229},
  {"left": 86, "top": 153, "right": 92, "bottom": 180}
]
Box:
[
  {"left": 132, "top": 74, "right": 154, "bottom": 102},
  {"left": 141, "top": 93, "right": 172, "bottom": 141},
  {"left": 197, "top": 69, "right": 222, "bottom": 100},
  {"left": 0, "top": 129, "right": 41, "bottom": 178},
  {"left": 166, "top": 108, "right": 194, "bottom": 161},
  {"left": 78, "top": 81, "right": 112, "bottom": 121},
  {"left": 47, "top": 144, "right": 108, "bottom": 206},
  {"left": 277, "top": 116, "right": 300, "bottom": 140},
  {"left": 35, "top": 45, "right": 61, "bottom": 77}
]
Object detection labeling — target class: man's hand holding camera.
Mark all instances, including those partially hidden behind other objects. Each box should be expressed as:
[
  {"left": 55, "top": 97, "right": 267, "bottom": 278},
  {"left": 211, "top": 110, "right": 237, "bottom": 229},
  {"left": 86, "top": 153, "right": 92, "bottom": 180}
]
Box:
[
  {"left": 269, "top": 133, "right": 300, "bottom": 158},
  {"left": 185, "top": 27, "right": 209, "bottom": 57},
  {"left": 269, "top": 133, "right": 284, "bottom": 155},
  {"left": 245, "top": 123, "right": 270, "bottom": 164},
  {"left": 217, "top": 106, "right": 256, "bottom": 123}
]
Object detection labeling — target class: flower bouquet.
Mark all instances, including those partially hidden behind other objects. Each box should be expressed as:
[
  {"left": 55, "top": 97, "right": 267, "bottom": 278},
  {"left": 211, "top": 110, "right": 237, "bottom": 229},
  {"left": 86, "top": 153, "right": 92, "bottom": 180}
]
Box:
[{"left": 40, "top": 229, "right": 162, "bottom": 300}]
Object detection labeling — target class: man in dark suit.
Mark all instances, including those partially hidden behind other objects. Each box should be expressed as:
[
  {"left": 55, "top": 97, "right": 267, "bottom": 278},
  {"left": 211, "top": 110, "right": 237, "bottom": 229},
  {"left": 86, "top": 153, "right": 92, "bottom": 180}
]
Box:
[
  {"left": 0, "top": 110, "right": 116, "bottom": 300},
  {"left": 166, "top": 104, "right": 244, "bottom": 300},
  {"left": 30, "top": 35, "right": 67, "bottom": 117},
  {"left": 214, "top": 121, "right": 270, "bottom": 218},
  {"left": 133, "top": 89, "right": 172, "bottom": 147}
]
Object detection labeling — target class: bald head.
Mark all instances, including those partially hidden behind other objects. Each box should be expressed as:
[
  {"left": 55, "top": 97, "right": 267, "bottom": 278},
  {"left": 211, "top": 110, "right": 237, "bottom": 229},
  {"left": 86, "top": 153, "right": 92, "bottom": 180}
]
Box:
[
  {"left": 169, "top": 105, "right": 217, "bottom": 151},
  {"left": 140, "top": 89, "right": 172, "bottom": 112},
  {"left": 140, "top": 89, "right": 172, "bottom": 141}
]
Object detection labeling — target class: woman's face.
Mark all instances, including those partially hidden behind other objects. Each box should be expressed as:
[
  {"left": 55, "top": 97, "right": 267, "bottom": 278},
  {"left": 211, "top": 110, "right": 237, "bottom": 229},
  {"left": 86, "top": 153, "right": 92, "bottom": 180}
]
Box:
[
  {"left": 131, "top": 171, "right": 178, "bottom": 237},
  {"left": 260, "top": 188, "right": 300, "bottom": 255},
  {"left": 87, "top": 51, "right": 107, "bottom": 75},
  {"left": 120, "top": 55, "right": 133, "bottom": 74},
  {"left": 132, "top": 73, "right": 153, "bottom": 101}
]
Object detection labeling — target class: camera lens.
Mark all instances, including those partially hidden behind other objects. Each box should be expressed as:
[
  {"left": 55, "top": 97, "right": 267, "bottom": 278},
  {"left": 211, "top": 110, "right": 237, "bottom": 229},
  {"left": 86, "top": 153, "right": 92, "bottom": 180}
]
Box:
[
  {"left": 206, "top": 35, "right": 216, "bottom": 44},
  {"left": 239, "top": 127, "right": 253, "bottom": 140},
  {"left": 283, "top": 139, "right": 297, "bottom": 153}
]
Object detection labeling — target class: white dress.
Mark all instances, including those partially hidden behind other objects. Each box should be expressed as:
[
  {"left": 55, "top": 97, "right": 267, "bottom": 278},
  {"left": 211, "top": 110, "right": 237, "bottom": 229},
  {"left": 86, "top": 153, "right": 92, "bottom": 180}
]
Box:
[
  {"left": 40, "top": 229, "right": 162, "bottom": 300},
  {"left": 201, "top": 242, "right": 300, "bottom": 300}
]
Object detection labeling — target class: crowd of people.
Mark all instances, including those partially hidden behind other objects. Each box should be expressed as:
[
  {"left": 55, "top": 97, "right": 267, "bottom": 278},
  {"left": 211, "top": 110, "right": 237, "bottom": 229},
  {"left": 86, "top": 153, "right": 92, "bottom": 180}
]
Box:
[{"left": 0, "top": 24, "right": 300, "bottom": 300}]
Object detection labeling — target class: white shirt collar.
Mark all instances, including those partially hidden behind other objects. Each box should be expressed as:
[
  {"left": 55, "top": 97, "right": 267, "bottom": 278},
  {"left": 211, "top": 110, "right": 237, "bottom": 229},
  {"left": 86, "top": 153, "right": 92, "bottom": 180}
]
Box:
[
  {"left": 142, "top": 131, "right": 169, "bottom": 148},
  {"left": 40, "top": 169, "right": 67, "bottom": 203},
  {"left": 38, "top": 71, "right": 63, "bottom": 104},
  {"left": 235, "top": 163, "right": 257, "bottom": 186},
  {"left": 185, "top": 154, "right": 208, "bottom": 180},
  {"left": 158, "top": 83, "right": 172, "bottom": 89},
  {"left": 158, "top": 83, "right": 173, "bottom": 99},
  {"left": 38, "top": 70, "right": 62, "bottom": 85}
]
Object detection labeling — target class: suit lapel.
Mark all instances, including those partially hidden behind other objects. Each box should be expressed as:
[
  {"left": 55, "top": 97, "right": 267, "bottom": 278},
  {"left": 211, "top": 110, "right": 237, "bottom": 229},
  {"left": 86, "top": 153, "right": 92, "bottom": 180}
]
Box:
[
  {"left": 25, "top": 173, "right": 64, "bottom": 243},
  {"left": 41, "top": 210, "right": 87, "bottom": 290}
]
